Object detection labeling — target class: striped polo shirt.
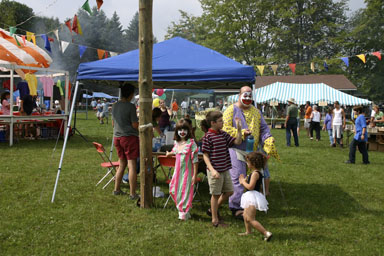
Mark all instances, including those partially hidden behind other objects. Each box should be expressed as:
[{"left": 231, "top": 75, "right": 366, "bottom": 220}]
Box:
[{"left": 202, "top": 128, "right": 235, "bottom": 172}]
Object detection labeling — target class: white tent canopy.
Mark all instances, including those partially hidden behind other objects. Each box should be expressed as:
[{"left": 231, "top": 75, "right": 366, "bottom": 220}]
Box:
[{"left": 228, "top": 82, "right": 371, "bottom": 106}]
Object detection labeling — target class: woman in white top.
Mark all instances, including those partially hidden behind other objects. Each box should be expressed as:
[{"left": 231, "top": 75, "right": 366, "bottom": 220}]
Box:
[
  {"left": 332, "top": 101, "right": 346, "bottom": 147},
  {"left": 310, "top": 105, "right": 321, "bottom": 141}
]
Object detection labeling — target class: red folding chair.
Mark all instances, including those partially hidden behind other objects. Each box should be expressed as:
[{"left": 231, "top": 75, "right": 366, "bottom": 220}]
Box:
[{"left": 93, "top": 142, "right": 119, "bottom": 189}]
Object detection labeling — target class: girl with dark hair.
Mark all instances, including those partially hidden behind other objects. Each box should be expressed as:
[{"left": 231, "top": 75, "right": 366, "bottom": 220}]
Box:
[
  {"left": 1, "top": 92, "right": 10, "bottom": 115},
  {"left": 238, "top": 152, "right": 272, "bottom": 241},
  {"left": 166, "top": 119, "right": 199, "bottom": 220}
]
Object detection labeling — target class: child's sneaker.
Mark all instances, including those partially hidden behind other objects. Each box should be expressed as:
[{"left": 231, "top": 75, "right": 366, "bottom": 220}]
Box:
[
  {"left": 264, "top": 231, "right": 273, "bottom": 242},
  {"left": 113, "top": 190, "right": 126, "bottom": 196}
]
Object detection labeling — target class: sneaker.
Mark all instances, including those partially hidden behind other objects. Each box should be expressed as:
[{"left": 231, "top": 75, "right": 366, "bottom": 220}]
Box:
[
  {"left": 310, "top": 137, "right": 313, "bottom": 140},
  {"left": 332, "top": 143, "right": 336, "bottom": 147},
  {"left": 264, "top": 231, "right": 273, "bottom": 242},
  {"left": 113, "top": 190, "right": 126, "bottom": 195}
]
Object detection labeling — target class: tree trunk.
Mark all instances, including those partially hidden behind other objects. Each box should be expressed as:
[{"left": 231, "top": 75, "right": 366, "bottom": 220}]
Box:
[{"left": 138, "top": 0, "right": 153, "bottom": 208}]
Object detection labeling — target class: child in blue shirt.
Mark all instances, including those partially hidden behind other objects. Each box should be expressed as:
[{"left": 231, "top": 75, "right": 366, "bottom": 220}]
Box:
[{"left": 345, "top": 106, "right": 369, "bottom": 164}]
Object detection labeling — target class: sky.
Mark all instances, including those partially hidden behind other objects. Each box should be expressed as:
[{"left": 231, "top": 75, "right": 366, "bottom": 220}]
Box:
[{"left": 17, "top": 0, "right": 366, "bottom": 41}]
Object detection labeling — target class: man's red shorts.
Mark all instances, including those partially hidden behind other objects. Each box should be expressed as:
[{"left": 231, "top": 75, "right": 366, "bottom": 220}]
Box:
[{"left": 114, "top": 136, "right": 139, "bottom": 160}]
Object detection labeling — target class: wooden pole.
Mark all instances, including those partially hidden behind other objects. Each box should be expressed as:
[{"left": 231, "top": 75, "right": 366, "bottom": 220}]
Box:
[{"left": 138, "top": 0, "right": 154, "bottom": 208}]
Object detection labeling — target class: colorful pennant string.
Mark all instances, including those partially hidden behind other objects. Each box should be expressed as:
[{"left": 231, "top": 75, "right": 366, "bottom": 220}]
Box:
[
  {"left": 82, "top": 0, "right": 93, "bottom": 15},
  {"left": 372, "top": 51, "right": 381, "bottom": 60},
  {"left": 356, "top": 54, "right": 366, "bottom": 63},
  {"left": 96, "top": 0, "right": 103, "bottom": 11},
  {"left": 256, "top": 65, "right": 265, "bottom": 76},
  {"left": 340, "top": 57, "right": 349, "bottom": 67},
  {"left": 289, "top": 63, "right": 296, "bottom": 74},
  {"left": 79, "top": 45, "right": 87, "bottom": 58}
]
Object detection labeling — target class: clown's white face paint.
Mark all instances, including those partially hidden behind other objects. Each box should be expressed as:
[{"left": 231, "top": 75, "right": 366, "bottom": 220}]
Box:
[
  {"left": 240, "top": 91, "right": 252, "bottom": 107},
  {"left": 178, "top": 129, "right": 188, "bottom": 138}
]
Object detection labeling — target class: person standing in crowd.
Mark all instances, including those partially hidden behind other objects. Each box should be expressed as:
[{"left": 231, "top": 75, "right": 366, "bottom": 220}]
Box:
[
  {"left": 1, "top": 91, "right": 10, "bottom": 115},
  {"left": 96, "top": 100, "right": 103, "bottom": 124},
  {"left": 101, "top": 99, "right": 110, "bottom": 124},
  {"left": 297, "top": 106, "right": 301, "bottom": 136},
  {"left": 181, "top": 99, "right": 188, "bottom": 116},
  {"left": 285, "top": 98, "right": 299, "bottom": 147},
  {"left": 332, "top": 101, "right": 346, "bottom": 147},
  {"left": 304, "top": 101, "right": 312, "bottom": 137},
  {"left": 111, "top": 84, "right": 139, "bottom": 199},
  {"left": 171, "top": 99, "right": 179, "bottom": 119},
  {"left": 159, "top": 99, "right": 172, "bottom": 133},
  {"left": 222, "top": 86, "right": 277, "bottom": 219},
  {"left": 323, "top": 107, "right": 333, "bottom": 146},
  {"left": 345, "top": 106, "right": 369, "bottom": 164},
  {"left": 91, "top": 98, "right": 97, "bottom": 110},
  {"left": 310, "top": 105, "right": 321, "bottom": 141},
  {"left": 372, "top": 105, "right": 384, "bottom": 127}
]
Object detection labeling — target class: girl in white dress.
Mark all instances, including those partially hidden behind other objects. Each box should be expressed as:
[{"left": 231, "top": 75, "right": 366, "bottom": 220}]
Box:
[{"left": 238, "top": 152, "right": 272, "bottom": 241}]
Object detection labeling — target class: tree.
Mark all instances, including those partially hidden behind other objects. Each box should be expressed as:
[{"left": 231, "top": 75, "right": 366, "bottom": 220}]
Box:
[
  {"left": 124, "top": 12, "right": 139, "bottom": 50},
  {"left": 0, "top": 0, "right": 34, "bottom": 32}
]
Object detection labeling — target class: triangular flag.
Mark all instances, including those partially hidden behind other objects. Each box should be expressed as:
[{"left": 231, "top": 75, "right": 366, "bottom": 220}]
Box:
[
  {"left": 96, "top": 0, "right": 103, "bottom": 10},
  {"left": 97, "top": 49, "right": 106, "bottom": 60},
  {"left": 372, "top": 51, "right": 381, "bottom": 60},
  {"left": 41, "top": 34, "right": 51, "bottom": 52},
  {"left": 110, "top": 52, "right": 118, "bottom": 57},
  {"left": 54, "top": 29, "right": 59, "bottom": 41},
  {"left": 48, "top": 37, "right": 54, "bottom": 42},
  {"left": 21, "top": 35, "right": 26, "bottom": 46},
  {"left": 9, "top": 27, "right": 17, "bottom": 36},
  {"left": 356, "top": 54, "right": 366, "bottom": 63},
  {"left": 105, "top": 51, "right": 109, "bottom": 58},
  {"left": 72, "top": 15, "right": 79, "bottom": 34},
  {"left": 324, "top": 61, "right": 328, "bottom": 71},
  {"left": 256, "top": 65, "right": 265, "bottom": 76},
  {"left": 14, "top": 35, "right": 21, "bottom": 46},
  {"left": 310, "top": 62, "right": 315, "bottom": 72},
  {"left": 65, "top": 20, "right": 72, "bottom": 34},
  {"left": 289, "top": 63, "right": 296, "bottom": 74},
  {"left": 31, "top": 34, "right": 36, "bottom": 45},
  {"left": 270, "top": 65, "right": 278, "bottom": 75},
  {"left": 79, "top": 45, "right": 87, "bottom": 58},
  {"left": 82, "top": 0, "right": 92, "bottom": 15},
  {"left": 26, "top": 31, "right": 33, "bottom": 41},
  {"left": 340, "top": 57, "right": 349, "bottom": 67},
  {"left": 61, "top": 41, "right": 69, "bottom": 53},
  {"left": 77, "top": 19, "right": 83, "bottom": 35}
]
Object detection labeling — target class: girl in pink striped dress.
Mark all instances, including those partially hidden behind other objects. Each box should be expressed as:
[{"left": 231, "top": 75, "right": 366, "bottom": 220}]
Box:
[{"left": 166, "top": 119, "right": 199, "bottom": 220}]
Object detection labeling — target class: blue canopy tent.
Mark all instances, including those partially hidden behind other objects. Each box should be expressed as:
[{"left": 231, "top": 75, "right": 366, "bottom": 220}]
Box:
[
  {"left": 77, "top": 37, "right": 255, "bottom": 89},
  {"left": 83, "top": 92, "right": 119, "bottom": 99}
]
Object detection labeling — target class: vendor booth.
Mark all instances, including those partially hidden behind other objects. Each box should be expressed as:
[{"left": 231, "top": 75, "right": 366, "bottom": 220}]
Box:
[{"left": 0, "top": 28, "right": 70, "bottom": 146}]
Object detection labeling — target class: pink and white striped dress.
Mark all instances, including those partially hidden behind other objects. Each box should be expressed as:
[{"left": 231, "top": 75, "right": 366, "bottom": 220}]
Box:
[{"left": 169, "top": 138, "right": 198, "bottom": 220}]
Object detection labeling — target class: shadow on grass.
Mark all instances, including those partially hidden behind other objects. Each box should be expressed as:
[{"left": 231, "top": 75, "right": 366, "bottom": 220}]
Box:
[{"left": 268, "top": 181, "right": 383, "bottom": 220}]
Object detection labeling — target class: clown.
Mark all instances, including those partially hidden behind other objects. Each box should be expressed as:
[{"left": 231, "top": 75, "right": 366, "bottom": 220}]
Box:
[{"left": 223, "top": 86, "right": 277, "bottom": 219}]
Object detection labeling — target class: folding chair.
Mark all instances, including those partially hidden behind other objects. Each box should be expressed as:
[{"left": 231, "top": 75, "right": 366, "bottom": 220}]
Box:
[
  {"left": 93, "top": 142, "right": 119, "bottom": 189},
  {"left": 156, "top": 155, "right": 176, "bottom": 208}
]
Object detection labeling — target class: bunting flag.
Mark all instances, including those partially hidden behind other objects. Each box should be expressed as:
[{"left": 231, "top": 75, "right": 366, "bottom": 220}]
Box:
[
  {"left": 372, "top": 51, "right": 381, "bottom": 60},
  {"left": 110, "top": 52, "right": 118, "bottom": 57},
  {"left": 323, "top": 61, "right": 328, "bottom": 71},
  {"left": 9, "top": 27, "right": 17, "bottom": 36},
  {"left": 270, "top": 64, "right": 278, "bottom": 75},
  {"left": 77, "top": 19, "right": 83, "bottom": 35},
  {"left": 79, "top": 45, "right": 87, "bottom": 58},
  {"left": 105, "top": 51, "right": 109, "bottom": 58},
  {"left": 14, "top": 35, "right": 21, "bottom": 46},
  {"left": 21, "top": 35, "right": 26, "bottom": 46},
  {"left": 26, "top": 31, "right": 34, "bottom": 41},
  {"left": 289, "top": 63, "right": 296, "bottom": 74},
  {"left": 340, "top": 57, "right": 349, "bottom": 67},
  {"left": 256, "top": 65, "right": 265, "bottom": 76},
  {"left": 54, "top": 29, "right": 59, "bottom": 41},
  {"left": 82, "top": 0, "right": 93, "bottom": 15},
  {"left": 97, "top": 49, "right": 106, "bottom": 60},
  {"left": 61, "top": 41, "right": 69, "bottom": 53},
  {"left": 65, "top": 20, "right": 72, "bottom": 34},
  {"left": 356, "top": 54, "right": 366, "bottom": 63},
  {"left": 310, "top": 62, "right": 315, "bottom": 72},
  {"left": 72, "top": 15, "right": 79, "bottom": 34},
  {"left": 48, "top": 37, "right": 54, "bottom": 42},
  {"left": 96, "top": 0, "right": 103, "bottom": 10},
  {"left": 41, "top": 34, "right": 51, "bottom": 52},
  {"left": 31, "top": 34, "right": 36, "bottom": 45}
]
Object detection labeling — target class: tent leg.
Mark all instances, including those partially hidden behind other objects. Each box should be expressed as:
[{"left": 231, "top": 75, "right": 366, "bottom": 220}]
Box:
[{"left": 51, "top": 81, "right": 80, "bottom": 203}]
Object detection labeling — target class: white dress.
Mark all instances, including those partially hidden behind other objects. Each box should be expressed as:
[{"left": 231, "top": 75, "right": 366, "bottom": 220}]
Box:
[{"left": 240, "top": 171, "right": 269, "bottom": 212}]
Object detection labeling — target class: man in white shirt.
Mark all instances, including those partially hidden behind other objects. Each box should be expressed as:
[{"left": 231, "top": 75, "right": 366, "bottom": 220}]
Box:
[{"left": 180, "top": 100, "right": 188, "bottom": 116}]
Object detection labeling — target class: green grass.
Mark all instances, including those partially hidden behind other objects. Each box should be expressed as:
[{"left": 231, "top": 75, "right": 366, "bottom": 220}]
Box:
[{"left": 0, "top": 112, "right": 383, "bottom": 255}]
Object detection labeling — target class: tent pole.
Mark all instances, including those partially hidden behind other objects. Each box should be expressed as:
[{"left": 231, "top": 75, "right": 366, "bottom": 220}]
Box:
[
  {"left": 51, "top": 80, "right": 80, "bottom": 203},
  {"left": 9, "top": 69, "right": 14, "bottom": 146}
]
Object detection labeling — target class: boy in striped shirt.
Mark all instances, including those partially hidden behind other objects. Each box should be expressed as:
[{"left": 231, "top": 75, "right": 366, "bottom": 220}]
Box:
[{"left": 202, "top": 110, "right": 242, "bottom": 227}]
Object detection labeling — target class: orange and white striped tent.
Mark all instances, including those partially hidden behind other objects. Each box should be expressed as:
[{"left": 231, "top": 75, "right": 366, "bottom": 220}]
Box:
[{"left": 0, "top": 28, "right": 52, "bottom": 71}]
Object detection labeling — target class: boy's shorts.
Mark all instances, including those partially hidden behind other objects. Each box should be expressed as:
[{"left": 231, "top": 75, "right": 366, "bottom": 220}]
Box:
[
  {"left": 114, "top": 136, "right": 139, "bottom": 160},
  {"left": 207, "top": 170, "right": 233, "bottom": 195}
]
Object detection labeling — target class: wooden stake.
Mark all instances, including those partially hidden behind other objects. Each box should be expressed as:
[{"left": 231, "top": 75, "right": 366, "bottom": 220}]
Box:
[{"left": 139, "top": 0, "right": 154, "bottom": 208}]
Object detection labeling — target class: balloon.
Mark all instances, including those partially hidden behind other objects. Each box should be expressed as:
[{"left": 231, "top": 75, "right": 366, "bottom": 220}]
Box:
[
  {"left": 159, "top": 94, "right": 166, "bottom": 100},
  {"left": 157, "top": 89, "right": 164, "bottom": 96},
  {"left": 153, "top": 98, "right": 160, "bottom": 107}
]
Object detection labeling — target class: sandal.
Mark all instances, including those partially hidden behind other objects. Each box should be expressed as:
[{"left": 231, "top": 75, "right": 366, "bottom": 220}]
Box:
[
  {"left": 206, "top": 208, "right": 221, "bottom": 220},
  {"left": 212, "top": 222, "right": 228, "bottom": 228}
]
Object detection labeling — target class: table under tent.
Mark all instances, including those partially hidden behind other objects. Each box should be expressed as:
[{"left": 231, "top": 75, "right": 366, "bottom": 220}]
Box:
[
  {"left": 0, "top": 28, "right": 70, "bottom": 146},
  {"left": 52, "top": 36, "right": 256, "bottom": 201}
]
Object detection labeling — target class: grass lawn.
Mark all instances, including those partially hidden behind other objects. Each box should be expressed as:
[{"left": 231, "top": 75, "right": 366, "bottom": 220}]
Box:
[{"left": 0, "top": 112, "right": 383, "bottom": 255}]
